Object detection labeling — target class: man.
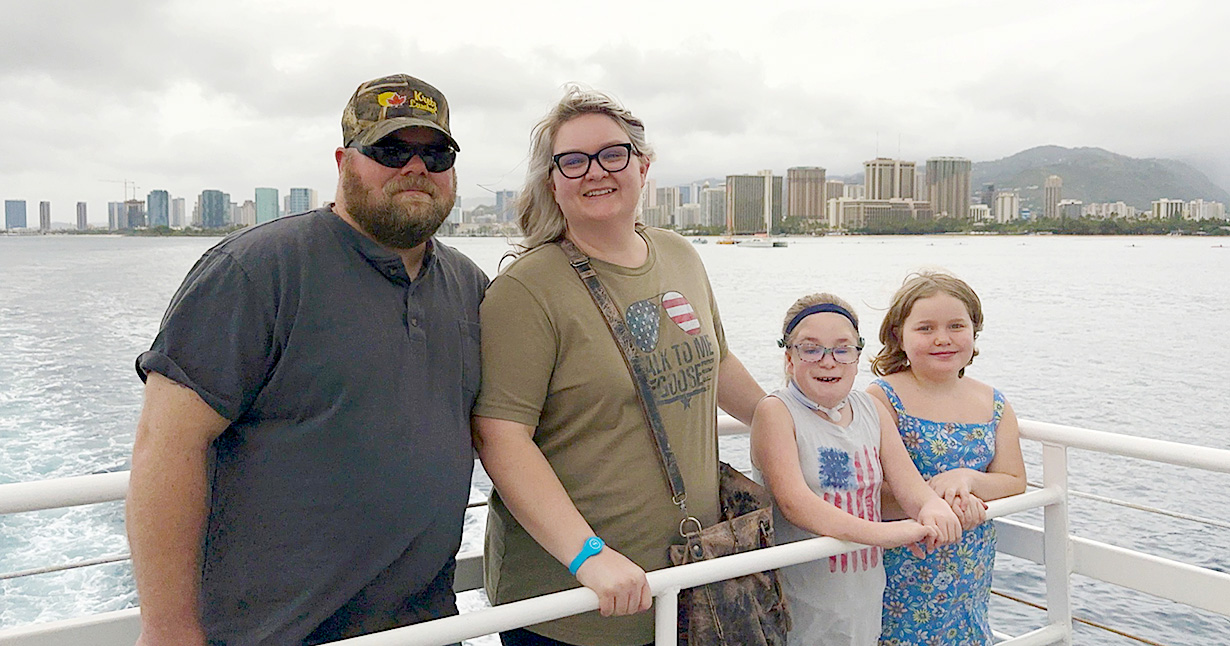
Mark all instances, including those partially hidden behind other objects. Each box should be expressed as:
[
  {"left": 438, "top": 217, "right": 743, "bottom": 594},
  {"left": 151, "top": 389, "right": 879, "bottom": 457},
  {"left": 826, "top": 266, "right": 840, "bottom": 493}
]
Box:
[{"left": 127, "top": 74, "right": 487, "bottom": 646}]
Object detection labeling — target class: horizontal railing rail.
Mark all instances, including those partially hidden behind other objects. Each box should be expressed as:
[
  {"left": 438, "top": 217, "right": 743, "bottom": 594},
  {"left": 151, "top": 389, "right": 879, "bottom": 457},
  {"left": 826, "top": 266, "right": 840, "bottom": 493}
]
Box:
[{"left": 1, "top": 418, "right": 1228, "bottom": 645}]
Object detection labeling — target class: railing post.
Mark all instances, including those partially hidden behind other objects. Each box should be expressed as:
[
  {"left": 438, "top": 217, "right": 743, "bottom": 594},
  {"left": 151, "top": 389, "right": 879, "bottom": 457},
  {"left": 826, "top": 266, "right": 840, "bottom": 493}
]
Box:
[
  {"left": 1042, "top": 443, "right": 1072, "bottom": 645},
  {"left": 654, "top": 587, "right": 679, "bottom": 646}
]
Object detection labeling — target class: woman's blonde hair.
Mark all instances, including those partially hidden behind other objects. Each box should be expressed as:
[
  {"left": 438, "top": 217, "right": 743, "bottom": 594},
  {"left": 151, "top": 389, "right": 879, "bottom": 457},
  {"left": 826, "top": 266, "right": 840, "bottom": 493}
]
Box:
[
  {"left": 871, "top": 271, "right": 984, "bottom": 377},
  {"left": 511, "top": 85, "right": 656, "bottom": 255}
]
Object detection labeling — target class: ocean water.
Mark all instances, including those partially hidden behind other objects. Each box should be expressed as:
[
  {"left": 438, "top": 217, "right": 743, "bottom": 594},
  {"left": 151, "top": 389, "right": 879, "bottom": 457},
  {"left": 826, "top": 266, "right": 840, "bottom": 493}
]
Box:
[{"left": 1, "top": 233, "right": 1228, "bottom": 643}]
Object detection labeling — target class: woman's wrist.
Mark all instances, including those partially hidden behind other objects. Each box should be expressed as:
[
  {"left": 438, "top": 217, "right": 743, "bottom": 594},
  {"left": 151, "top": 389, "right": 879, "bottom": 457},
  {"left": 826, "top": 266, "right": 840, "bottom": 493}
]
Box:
[{"left": 568, "top": 536, "right": 605, "bottom": 575}]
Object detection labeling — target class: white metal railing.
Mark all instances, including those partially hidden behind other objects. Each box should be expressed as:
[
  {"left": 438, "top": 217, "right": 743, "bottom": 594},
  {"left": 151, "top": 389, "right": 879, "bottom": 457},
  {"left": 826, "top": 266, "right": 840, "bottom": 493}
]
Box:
[{"left": 2, "top": 418, "right": 1229, "bottom": 646}]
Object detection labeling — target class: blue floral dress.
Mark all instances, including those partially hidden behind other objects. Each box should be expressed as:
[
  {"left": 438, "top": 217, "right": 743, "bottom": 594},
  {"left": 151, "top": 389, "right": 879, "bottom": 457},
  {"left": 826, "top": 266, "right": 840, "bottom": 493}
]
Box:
[{"left": 875, "top": 379, "right": 1004, "bottom": 646}]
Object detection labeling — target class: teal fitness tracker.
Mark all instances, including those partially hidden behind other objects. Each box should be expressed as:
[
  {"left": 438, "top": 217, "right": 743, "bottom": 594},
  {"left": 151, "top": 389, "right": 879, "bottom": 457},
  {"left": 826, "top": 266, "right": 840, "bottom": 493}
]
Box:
[{"left": 568, "top": 536, "right": 605, "bottom": 575}]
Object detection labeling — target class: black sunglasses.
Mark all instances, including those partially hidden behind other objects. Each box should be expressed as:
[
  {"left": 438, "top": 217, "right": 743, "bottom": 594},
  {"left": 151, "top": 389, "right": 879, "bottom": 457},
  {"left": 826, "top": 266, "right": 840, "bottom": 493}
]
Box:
[{"left": 353, "top": 140, "right": 457, "bottom": 173}]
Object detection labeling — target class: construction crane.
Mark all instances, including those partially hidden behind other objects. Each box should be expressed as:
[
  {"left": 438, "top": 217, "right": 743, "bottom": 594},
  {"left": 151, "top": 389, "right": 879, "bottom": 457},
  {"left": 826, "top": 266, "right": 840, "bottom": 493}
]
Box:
[{"left": 99, "top": 179, "right": 140, "bottom": 202}]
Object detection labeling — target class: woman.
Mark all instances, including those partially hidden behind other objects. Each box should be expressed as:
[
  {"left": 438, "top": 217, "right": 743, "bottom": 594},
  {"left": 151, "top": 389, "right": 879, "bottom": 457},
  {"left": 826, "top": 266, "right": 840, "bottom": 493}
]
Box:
[{"left": 472, "top": 87, "right": 765, "bottom": 646}]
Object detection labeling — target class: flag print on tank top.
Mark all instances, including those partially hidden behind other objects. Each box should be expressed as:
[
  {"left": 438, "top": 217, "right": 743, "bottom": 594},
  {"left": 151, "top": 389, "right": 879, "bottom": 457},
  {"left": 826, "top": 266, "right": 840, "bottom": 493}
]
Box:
[{"left": 817, "top": 444, "right": 883, "bottom": 572}]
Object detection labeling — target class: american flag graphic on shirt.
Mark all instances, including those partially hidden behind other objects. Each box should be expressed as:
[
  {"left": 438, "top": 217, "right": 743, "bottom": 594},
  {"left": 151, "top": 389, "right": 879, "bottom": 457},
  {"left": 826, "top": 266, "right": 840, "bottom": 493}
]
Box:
[
  {"left": 817, "top": 444, "right": 883, "bottom": 573},
  {"left": 661, "top": 291, "right": 701, "bottom": 335},
  {"left": 626, "top": 298, "right": 661, "bottom": 352}
]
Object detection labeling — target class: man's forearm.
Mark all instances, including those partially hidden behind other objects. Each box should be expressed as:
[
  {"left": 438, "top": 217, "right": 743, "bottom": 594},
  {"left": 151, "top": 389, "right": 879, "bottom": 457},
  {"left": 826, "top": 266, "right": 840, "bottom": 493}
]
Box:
[
  {"left": 127, "top": 374, "right": 229, "bottom": 646},
  {"left": 126, "top": 428, "right": 211, "bottom": 646}
]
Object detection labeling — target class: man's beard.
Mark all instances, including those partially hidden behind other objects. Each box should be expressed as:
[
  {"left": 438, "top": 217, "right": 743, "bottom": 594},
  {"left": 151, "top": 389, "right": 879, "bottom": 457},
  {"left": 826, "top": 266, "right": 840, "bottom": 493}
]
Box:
[{"left": 341, "top": 162, "right": 456, "bottom": 250}]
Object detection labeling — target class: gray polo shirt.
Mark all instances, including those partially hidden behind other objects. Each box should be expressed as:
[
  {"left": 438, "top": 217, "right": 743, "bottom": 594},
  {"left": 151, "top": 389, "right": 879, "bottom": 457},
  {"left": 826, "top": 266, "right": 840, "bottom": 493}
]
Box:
[{"left": 137, "top": 207, "right": 487, "bottom": 645}]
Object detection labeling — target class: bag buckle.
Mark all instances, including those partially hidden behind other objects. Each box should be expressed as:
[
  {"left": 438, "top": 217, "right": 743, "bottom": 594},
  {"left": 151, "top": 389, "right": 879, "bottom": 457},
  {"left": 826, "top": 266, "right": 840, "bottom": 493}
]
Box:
[{"left": 679, "top": 516, "right": 703, "bottom": 538}]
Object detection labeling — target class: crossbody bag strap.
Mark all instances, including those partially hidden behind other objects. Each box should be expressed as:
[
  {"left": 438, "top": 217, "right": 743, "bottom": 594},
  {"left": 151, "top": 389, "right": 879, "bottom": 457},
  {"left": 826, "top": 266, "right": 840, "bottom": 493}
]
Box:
[{"left": 557, "top": 238, "right": 698, "bottom": 533}]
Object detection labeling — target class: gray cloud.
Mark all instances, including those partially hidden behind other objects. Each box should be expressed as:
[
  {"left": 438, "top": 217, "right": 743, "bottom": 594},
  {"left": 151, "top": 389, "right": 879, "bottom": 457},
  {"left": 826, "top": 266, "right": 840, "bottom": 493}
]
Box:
[{"left": 3, "top": 0, "right": 1227, "bottom": 226}]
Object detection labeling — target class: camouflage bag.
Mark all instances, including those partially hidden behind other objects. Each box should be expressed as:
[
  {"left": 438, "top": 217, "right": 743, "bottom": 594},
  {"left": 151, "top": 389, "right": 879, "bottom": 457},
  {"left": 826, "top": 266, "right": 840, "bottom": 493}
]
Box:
[{"left": 669, "top": 462, "right": 790, "bottom": 646}]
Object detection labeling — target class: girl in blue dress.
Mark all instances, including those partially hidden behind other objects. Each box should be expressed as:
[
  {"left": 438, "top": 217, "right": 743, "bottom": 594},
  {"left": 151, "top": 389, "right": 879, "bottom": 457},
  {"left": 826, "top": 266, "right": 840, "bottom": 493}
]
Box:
[{"left": 869, "top": 271, "right": 1026, "bottom": 646}]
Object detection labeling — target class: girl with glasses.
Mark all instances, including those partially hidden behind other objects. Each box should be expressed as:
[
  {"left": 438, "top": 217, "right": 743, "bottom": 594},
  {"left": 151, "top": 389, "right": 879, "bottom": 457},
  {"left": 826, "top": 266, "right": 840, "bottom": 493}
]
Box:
[
  {"left": 870, "top": 272, "right": 1026, "bottom": 646},
  {"left": 751, "top": 292, "right": 962, "bottom": 646}
]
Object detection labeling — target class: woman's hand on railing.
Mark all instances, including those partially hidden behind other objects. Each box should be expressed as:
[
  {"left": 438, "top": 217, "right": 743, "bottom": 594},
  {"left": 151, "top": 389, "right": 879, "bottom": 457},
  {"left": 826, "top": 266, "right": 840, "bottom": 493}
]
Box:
[{"left": 574, "top": 547, "right": 653, "bottom": 617}]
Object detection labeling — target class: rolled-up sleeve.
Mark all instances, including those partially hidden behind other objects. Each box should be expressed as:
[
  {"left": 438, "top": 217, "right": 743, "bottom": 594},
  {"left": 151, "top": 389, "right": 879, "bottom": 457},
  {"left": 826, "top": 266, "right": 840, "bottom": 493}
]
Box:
[{"left": 136, "top": 250, "right": 277, "bottom": 422}]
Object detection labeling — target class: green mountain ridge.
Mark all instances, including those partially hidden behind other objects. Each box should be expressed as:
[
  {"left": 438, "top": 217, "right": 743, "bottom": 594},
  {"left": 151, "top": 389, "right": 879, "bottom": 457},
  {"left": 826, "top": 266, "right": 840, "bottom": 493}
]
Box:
[{"left": 971, "top": 145, "right": 1230, "bottom": 213}]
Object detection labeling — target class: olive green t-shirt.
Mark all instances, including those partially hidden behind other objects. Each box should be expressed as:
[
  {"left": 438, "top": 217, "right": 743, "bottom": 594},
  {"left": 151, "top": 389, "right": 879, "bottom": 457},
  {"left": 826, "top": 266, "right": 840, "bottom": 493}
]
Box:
[{"left": 476, "top": 227, "right": 726, "bottom": 645}]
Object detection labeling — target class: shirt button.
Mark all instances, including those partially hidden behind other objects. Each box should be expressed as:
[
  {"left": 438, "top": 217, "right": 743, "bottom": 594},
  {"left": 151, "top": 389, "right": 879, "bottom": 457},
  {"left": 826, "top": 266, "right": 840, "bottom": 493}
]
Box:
[{"left": 410, "top": 317, "right": 419, "bottom": 327}]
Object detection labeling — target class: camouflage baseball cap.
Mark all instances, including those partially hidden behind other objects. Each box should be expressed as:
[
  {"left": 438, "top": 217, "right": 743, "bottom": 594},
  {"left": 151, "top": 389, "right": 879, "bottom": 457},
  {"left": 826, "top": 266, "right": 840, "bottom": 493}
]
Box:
[{"left": 341, "top": 74, "right": 459, "bottom": 150}]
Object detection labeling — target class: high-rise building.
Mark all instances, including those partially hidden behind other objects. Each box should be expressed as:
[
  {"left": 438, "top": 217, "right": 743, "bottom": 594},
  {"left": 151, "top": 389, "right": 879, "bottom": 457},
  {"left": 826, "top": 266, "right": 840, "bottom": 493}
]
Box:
[
  {"left": 678, "top": 185, "right": 693, "bottom": 205},
  {"left": 640, "top": 178, "right": 657, "bottom": 210},
  {"left": 236, "top": 200, "right": 257, "bottom": 227},
  {"left": 832, "top": 199, "right": 933, "bottom": 230},
  {"left": 255, "top": 188, "right": 280, "bottom": 224},
  {"left": 287, "top": 188, "right": 316, "bottom": 214},
  {"left": 1152, "top": 198, "right": 1187, "bottom": 219},
  {"left": 1084, "top": 202, "right": 1137, "bottom": 219},
  {"left": 653, "top": 186, "right": 681, "bottom": 227},
  {"left": 786, "top": 167, "right": 827, "bottom": 219},
  {"left": 677, "top": 203, "right": 702, "bottom": 228},
  {"left": 39, "top": 201, "right": 51, "bottom": 231},
  {"left": 1058, "top": 199, "right": 1083, "bottom": 220},
  {"left": 147, "top": 189, "right": 170, "bottom": 227},
  {"left": 4, "top": 200, "right": 27, "bottom": 229},
  {"left": 124, "top": 200, "right": 146, "bottom": 228},
  {"left": 1188, "top": 199, "right": 1225, "bottom": 220},
  {"left": 494, "top": 190, "right": 518, "bottom": 223},
  {"left": 108, "top": 202, "right": 124, "bottom": 229},
  {"left": 824, "top": 180, "right": 845, "bottom": 225},
  {"left": 980, "top": 183, "right": 996, "bottom": 207},
  {"left": 865, "top": 158, "right": 915, "bottom": 200},
  {"left": 200, "top": 190, "right": 229, "bottom": 228},
  {"left": 825, "top": 180, "right": 845, "bottom": 200},
  {"left": 725, "top": 170, "right": 782, "bottom": 234},
  {"left": 994, "top": 191, "right": 1020, "bottom": 223},
  {"left": 1043, "top": 175, "right": 1063, "bottom": 220},
  {"left": 699, "top": 185, "right": 726, "bottom": 229},
  {"left": 171, "top": 197, "right": 186, "bottom": 228},
  {"left": 76, "top": 202, "right": 88, "bottom": 230},
  {"left": 926, "top": 157, "right": 972, "bottom": 218},
  {"left": 969, "top": 204, "right": 991, "bottom": 222}
]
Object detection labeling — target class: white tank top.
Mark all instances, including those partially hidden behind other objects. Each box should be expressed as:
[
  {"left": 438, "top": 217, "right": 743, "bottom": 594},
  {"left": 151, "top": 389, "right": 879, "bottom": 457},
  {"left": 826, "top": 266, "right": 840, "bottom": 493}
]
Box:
[{"left": 754, "top": 388, "right": 886, "bottom": 646}]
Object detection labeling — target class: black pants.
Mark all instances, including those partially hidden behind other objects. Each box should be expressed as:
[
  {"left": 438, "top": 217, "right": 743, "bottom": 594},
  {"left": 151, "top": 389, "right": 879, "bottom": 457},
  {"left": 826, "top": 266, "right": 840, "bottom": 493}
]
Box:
[{"left": 499, "top": 627, "right": 650, "bottom": 646}]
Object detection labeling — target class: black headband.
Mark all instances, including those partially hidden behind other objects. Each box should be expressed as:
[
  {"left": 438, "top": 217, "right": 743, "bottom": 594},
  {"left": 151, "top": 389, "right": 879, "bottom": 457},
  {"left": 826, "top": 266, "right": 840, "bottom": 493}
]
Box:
[{"left": 778, "top": 303, "right": 860, "bottom": 347}]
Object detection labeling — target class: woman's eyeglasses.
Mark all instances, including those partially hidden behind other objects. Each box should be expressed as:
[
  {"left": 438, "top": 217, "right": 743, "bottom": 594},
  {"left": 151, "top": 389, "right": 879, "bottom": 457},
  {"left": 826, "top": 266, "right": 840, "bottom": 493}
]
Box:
[
  {"left": 552, "top": 143, "right": 634, "bottom": 179},
  {"left": 790, "top": 343, "right": 862, "bottom": 364},
  {"left": 353, "top": 140, "right": 457, "bottom": 173}
]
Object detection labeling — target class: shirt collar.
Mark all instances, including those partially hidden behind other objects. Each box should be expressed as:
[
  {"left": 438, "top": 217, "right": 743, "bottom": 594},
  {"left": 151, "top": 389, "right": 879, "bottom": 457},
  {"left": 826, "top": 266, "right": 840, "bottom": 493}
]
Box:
[{"left": 324, "top": 205, "right": 436, "bottom": 285}]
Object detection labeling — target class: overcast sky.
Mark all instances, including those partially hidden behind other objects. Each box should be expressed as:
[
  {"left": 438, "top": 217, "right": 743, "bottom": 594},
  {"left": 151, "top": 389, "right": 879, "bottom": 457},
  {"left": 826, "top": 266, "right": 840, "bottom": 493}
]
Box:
[{"left": 2, "top": 0, "right": 1227, "bottom": 226}]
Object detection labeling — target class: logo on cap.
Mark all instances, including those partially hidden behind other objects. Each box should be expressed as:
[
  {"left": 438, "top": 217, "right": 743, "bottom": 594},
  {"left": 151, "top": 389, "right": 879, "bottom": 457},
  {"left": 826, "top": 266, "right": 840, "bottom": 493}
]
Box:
[
  {"left": 378, "top": 92, "right": 407, "bottom": 108},
  {"left": 409, "top": 90, "right": 438, "bottom": 114}
]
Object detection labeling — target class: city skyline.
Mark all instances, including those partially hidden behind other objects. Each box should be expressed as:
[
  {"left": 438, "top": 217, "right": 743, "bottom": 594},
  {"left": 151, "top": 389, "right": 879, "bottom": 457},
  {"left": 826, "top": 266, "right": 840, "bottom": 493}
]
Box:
[
  {"left": 5, "top": 152, "right": 1225, "bottom": 232},
  {"left": 2, "top": 0, "right": 1226, "bottom": 227}
]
